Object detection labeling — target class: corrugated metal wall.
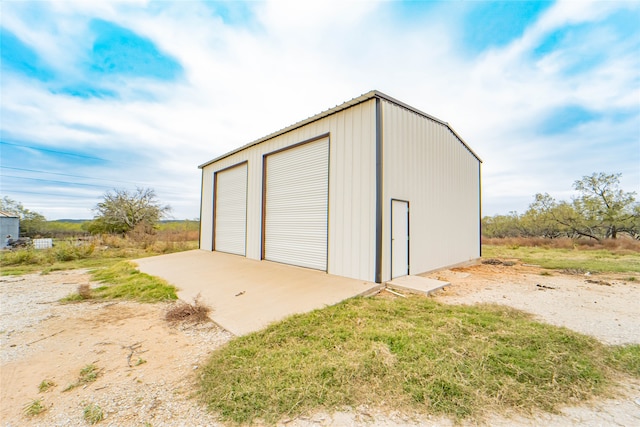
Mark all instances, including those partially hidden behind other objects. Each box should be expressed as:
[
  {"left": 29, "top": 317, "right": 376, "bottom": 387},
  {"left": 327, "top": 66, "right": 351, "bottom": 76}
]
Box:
[
  {"left": 0, "top": 217, "right": 20, "bottom": 248},
  {"left": 200, "top": 99, "right": 377, "bottom": 282},
  {"left": 381, "top": 100, "right": 481, "bottom": 281},
  {"left": 199, "top": 173, "right": 213, "bottom": 250}
]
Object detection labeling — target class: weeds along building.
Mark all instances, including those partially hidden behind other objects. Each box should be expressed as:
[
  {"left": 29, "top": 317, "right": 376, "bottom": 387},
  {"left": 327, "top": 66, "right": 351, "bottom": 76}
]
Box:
[{"left": 199, "top": 90, "right": 481, "bottom": 283}]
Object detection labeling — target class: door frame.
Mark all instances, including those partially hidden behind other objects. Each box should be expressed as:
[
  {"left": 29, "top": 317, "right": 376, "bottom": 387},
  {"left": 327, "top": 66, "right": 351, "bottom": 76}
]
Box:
[{"left": 390, "top": 199, "right": 410, "bottom": 279}]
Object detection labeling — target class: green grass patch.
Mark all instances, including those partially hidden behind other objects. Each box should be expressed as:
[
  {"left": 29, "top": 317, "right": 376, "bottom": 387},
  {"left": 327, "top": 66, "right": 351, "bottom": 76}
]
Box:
[
  {"left": 0, "top": 240, "right": 197, "bottom": 276},
  {"left": 63, "top": 364, "right": 101, "bottom": 392},
  {"left": 483, "top": 245, "right": 640, "bottom": 273},
  {"left": 78, "top": 364, "right": 99, "bottom": 384},
  {"left": 200, "top": 297, "right": 631, "bottom": 424},
  {"left": 91, "top": 262, "right": 177, "bottom": 302},
  {"left": 38, "top": 379, "right": 55, "bottom": 393},
  {"left": 83, "top": 403, "right": 104, "bottom": 425},
  {"left": 61, "top": 262, "right": 177, "bottom": 303},
  {"left": 607, "top": 345, "right": 640, "bottom": 376},
  {"left": 22, "top": 399, "right": 46, "bottom": 417}
]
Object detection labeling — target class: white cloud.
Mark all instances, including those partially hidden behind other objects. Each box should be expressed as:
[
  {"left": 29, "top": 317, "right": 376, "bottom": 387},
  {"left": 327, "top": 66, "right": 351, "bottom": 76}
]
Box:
[{"left": 1, "top": 0, "right": 638, "bottom": 220}]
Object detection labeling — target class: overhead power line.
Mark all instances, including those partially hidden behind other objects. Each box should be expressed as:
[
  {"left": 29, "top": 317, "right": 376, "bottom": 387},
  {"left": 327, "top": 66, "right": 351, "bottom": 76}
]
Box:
[
  {"left": 1, "top": 174, "right": 113, "bottom": 189},
  {"left": 1, "top": 189, "right": 99, "bottom": 199},
  {"left": 1, "top": 166, "right": 134, "bottom": 185},
  {"left": 0, "top": 166, "right": 190, "bottom": 192},
  {"left": 1, "top": 175, "right": 191, "bottom": 196},
  {"left": 1, "top": 140, "right": 107, "bottom": 162}
]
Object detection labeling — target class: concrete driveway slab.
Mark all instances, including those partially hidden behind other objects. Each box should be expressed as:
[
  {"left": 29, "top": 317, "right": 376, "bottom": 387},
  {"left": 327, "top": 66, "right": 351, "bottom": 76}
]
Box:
[{"left": 135, "top": 250, "right": 381, "bottom": 336}]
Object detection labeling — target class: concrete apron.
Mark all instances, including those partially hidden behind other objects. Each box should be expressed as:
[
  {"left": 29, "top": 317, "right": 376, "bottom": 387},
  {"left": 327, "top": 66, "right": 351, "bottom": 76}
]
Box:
[
  {"left": 134, "top": 250, "right": 382, "bottom": 336},
  {"left": 386, "top": 275, "right": 450, "bottom": 296}
]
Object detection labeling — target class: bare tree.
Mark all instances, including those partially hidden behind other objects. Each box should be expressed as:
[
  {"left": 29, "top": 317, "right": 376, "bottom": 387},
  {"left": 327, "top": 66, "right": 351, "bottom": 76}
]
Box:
[{"left": 89, "top": 188, "right": 171, "bottom": 234}]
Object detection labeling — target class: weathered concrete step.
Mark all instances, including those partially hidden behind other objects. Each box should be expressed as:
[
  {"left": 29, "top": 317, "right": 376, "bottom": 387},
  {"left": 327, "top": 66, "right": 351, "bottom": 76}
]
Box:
[{"left": 386, "top": 275, "right": 450, "bottom": 295}]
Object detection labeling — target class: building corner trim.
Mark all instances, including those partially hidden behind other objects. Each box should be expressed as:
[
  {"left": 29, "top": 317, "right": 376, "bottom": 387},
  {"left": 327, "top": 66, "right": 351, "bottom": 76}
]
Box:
[
  {"left": 479, "top": 162, "right": 483, "bottom": 257},
  {"left": 198, "top": 169, "right": 204, "bottom": 250},
  {"left": 374, "top": 97, "right": 383, "bottom": 283}
]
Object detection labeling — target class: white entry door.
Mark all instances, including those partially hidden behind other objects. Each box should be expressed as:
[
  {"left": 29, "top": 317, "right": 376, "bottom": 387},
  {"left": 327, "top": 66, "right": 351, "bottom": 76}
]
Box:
[{"left": 391, "top": 200, "right": 409, "bottom": 279}]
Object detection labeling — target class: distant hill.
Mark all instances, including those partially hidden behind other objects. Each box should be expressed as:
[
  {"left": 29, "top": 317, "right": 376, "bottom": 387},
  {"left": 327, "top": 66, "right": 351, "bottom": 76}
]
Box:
[{"left": 50, "top": 219, "right": 199, "bottom": 223}]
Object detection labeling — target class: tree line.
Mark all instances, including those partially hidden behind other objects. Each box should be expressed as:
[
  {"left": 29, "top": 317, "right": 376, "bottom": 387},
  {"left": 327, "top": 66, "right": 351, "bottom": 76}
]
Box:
[
  {"left": 1, "top": 188, "right": 175, "bottom": 238},
  {"left": 483, "top": 172, "right": 639, "bottom": 241},
  {"left": 4, "top": 174, "right": 638, "bottom": 242}
]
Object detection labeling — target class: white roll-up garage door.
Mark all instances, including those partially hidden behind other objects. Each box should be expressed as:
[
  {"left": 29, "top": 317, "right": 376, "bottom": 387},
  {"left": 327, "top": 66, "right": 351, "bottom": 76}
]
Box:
[
  {"left": 264, "top": 137, "right": 329, "bottom": 270},
  {"left": 214, "top": 163, "right": 247, "bottom": 256}
]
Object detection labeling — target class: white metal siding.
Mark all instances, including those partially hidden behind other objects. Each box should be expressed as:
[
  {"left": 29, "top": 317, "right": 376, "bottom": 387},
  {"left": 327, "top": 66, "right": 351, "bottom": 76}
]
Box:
[
  {"left": 381, "top": 100, "right": 480, "bottom": 281},
  {"left": 200, "top": 169, "right": 214, "bottom": 251},
  {"left": 264, "top": 138, "right": 329, "bottom": 270},
  {"left": 214, "top": 163, "right": 247, "bottom": 255},
  {"left": 198, "top": 99, "right": 377, "bottom": 282}
]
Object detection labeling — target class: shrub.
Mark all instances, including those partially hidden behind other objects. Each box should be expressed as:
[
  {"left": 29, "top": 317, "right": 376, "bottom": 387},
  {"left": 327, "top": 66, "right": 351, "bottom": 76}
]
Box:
[
  {"left": 83, "top": 403, "right": 104, "bottom": 425},
  {"left": 53, "top": 242, "right": 95, "bottom": 262},
  {"left": 0, "top": 249, "right": 42, "bottom": 266},
  {"left": 77, "top": 284, "right": 92, "bottom": 299},
  {"left": 23, "top": 399, "right": 46, "bottom": 417},
  {"left": 38, "top": 379, "right": 55, "bottom": 393}
]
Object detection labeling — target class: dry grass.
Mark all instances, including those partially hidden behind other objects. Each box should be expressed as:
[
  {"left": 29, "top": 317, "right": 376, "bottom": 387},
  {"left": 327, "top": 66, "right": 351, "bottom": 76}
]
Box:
[
  {"left": 0, "top": 235, "right": 198, "bottom": 276},
  {"left": 165, "top": 295, "right": 212, "bottom": 324},
  {"left": 483, "top": 239, "right": 640, "bottom": 273},
  {"left": 77, "top": 283, "right": 92, "bottom": 299},
  {"left": 482, "top": 236, "right": 640, "bottom": 253}
]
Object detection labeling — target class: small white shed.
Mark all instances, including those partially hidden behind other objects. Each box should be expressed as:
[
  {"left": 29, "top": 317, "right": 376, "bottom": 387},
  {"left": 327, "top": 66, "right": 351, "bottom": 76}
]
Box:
[
  {"left": 1, "top": 211, "right": 20, "bottom": 248},
  {"left": 199, "top": 91, "right": 481, "bottom": 283}
]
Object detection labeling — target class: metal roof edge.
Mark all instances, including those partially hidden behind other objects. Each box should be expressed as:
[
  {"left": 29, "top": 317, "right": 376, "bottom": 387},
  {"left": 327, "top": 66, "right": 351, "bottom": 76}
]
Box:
[
  {"left": 199, "top": 89, "right": 482, "bottom": 168},
  {"left": 198, "top": 91, "right": 379, "bottom": 169},
  {"left": 372, "top": 90, "right": 482, "bottom": 163}
]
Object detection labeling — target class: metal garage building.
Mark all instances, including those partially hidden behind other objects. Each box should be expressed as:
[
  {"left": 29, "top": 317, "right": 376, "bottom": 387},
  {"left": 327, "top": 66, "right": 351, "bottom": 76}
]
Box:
[{"left": 199, "top": 90, "right": 481, "bottom": 283}]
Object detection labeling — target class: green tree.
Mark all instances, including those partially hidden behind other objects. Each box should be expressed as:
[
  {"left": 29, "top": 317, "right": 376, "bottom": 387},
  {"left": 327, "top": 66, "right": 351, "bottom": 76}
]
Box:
[
  {"left": 525, "top": 193, "right": 590, "bottom": 239},
  {"left": 625, "top": 204, "right": 640, "bottom": 240},
  {"left": 572, "top": 172, "right": 637, "bottom": 239},
  {"left": 0, "top": 196, "right": 47, "bottom": 237},
  {"left": 88, "top": 188, "right": 171, "bottom": 235},
  {"left": 483, "top": 173, "right": 639, "bottom": 241},
  {"left": 481, "top": 212, "right": 522, "bottom": 238}
]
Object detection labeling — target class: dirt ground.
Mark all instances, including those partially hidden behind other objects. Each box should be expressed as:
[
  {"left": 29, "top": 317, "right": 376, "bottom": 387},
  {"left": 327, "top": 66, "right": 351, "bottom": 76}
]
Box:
[{"left": 1, "top": 263, "right": 639, "bottom": 426}]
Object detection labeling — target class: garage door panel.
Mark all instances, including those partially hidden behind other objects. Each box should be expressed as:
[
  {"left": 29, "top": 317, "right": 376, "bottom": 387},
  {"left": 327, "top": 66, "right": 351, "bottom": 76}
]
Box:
[
  {"left": 264, "top": 138, "right": 329, "bottom": 271},
  {"left": 214, "top": 163, "right": 247, "bottom": 256}
]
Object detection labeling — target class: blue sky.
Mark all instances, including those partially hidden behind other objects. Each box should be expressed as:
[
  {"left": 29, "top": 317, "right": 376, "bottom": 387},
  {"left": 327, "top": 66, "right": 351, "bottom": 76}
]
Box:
[{"left": 1, "top": 0, "right": 638, "bottom": 220}]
